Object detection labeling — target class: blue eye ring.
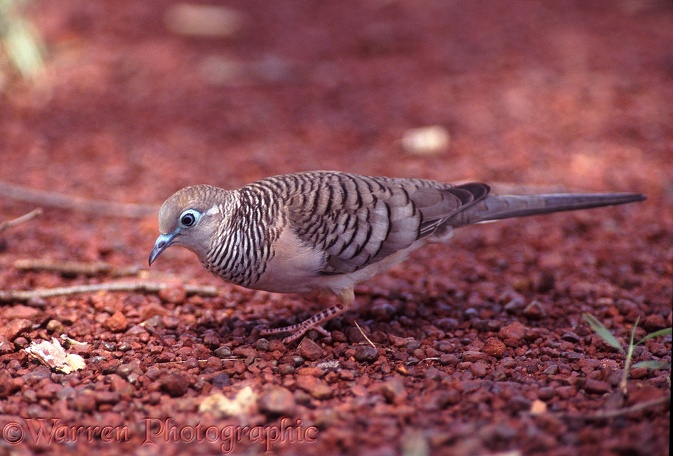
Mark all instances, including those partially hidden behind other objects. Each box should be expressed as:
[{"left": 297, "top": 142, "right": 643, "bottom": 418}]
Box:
[{"left": 179, "top": 209, "right": 200, "bottom": 228}]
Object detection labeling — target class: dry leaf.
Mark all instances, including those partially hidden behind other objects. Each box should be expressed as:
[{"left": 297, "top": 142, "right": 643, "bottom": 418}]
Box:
[
  {"left": 198, "top": 386, "right": 257, "bottom": 419},
  {"left": 25, "top": 337, "right": 86, "bottom": 374}
]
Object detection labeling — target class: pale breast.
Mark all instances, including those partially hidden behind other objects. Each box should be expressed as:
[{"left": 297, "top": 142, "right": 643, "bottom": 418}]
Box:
[{"left": 250, "top": 227, "right": 328, "bottom": 293}]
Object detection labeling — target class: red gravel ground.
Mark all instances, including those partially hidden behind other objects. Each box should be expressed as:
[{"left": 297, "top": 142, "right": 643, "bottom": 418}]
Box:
[{"left": 1, "top": 1, "right": 671, "bottom": 455}]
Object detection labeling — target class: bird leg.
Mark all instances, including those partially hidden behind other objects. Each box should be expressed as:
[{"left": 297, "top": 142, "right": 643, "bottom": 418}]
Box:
[{"left": 260, "top": 288, "right": 354, "bottom": 344}]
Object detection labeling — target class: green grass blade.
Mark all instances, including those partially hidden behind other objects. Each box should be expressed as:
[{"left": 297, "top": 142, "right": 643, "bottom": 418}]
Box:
[
  {"left": 637, "top": 327, "right": 672, "bottom": 345},
  {"left": 582, "top": 313, "right": 625, "bottom": 353},
  {"left": 632, "top": 360, "right": 671, "bottom": 370},
  {"left": 628, "top": 316, "right": 640, "bottom": 350}
]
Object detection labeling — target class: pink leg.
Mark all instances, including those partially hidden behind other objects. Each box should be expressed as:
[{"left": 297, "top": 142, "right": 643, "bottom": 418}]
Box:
[{"left": 260, "top": 288, "right": 354, "bottom": 344}]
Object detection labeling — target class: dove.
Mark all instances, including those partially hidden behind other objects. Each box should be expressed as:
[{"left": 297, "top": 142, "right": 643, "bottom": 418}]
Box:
[{"left": 149, "top": 171, "right": 645, "bottom": 343}]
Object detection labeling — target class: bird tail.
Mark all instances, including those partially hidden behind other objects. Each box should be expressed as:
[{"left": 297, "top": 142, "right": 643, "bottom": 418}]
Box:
[{"left": 447, "top": 191, "right": 646, "bottom": 227}]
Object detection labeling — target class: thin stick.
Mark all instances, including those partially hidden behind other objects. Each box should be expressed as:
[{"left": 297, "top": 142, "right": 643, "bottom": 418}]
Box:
[
  {"left": 353, "top": 320, "right": 377, "bottom": 349},
  {"left": 0, "top": 281, "right": 221, "bottom": 303},
  {"left": 13, "top": 258, "right": 142, "bottom": 277},
  {"left": 545, "top": 395, "right": 670, "bottom": 421},
  {"left": 0, "top": 208, "right": 43, "bottom": 233},
  {"left": 0, "top": 181, "right": 157, "bottom": 218}
]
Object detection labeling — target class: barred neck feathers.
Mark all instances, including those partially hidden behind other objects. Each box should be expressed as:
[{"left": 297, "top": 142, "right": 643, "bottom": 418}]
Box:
[{"left": 204, "top": 183, "right": 284, "bottom": 287}]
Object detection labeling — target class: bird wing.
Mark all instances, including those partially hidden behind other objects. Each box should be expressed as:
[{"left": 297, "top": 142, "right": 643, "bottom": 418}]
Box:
[{"left": 286, "top": 172, "right": 490, "bottom": 274}]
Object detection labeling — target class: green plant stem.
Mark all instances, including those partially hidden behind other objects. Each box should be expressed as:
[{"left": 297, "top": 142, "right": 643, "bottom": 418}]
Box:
[{"left": 619, "top": 316, "right": 640, "bottom": 396}]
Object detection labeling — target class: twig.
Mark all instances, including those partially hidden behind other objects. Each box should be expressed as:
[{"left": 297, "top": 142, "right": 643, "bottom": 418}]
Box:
[
  {"left": 545, "top": 395, "right": 670, "bottom": 421},
  {"left": 0, "top": 181, "right": 157, "bottom": 218},
  {"left": 13, "top": 258, "right": 142, "bottom": 277},
  {"left": 353, "top": 320, "right": 377, "bottom": 349},
  {"left": 0, "top": 281, "right": 221, "bottom": 303},
  {"left": 0, "top": 208, "right": 42, "bottom": 233}
]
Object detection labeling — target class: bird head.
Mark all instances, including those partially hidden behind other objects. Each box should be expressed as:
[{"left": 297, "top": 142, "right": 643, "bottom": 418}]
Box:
[{"left": 149, "top": 185, "right": 229, "bottom": 266}]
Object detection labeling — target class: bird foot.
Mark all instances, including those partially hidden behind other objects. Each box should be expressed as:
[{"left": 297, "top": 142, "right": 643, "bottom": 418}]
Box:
[{"left": 260, "top": 303, "right": 345, "bottom": 344}]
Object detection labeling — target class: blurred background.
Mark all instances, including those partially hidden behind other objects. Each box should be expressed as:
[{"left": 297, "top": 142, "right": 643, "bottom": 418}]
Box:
[{"left": 0, "top": 0, "right": 672, "bottom": 266}]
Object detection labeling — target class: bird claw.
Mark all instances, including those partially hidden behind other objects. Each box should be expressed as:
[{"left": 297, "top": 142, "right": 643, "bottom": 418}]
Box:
[
  {"left": 259, "top": 321, "right": 332, "bottom": 344},
  {"left": 259, "top": 303, "right": 346, "bottom": 343}
]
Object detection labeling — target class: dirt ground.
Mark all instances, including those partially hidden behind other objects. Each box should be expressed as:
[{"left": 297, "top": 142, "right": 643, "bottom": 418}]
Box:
[{"left": 1, "top": 1, "right": 671, "bottom": 455}]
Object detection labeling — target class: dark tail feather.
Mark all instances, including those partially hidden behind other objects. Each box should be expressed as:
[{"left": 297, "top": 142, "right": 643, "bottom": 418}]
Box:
[{"left": 448, "top": 192, "right": 646, "bottom": 226}]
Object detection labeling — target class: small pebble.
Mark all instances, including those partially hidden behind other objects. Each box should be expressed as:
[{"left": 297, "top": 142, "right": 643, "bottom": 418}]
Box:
[
  {"left": 116, "top": 363, "right": 141, "bottom": 381},
  {"left": 160, "top": 372, "right": 190, "bottom": 397},
  {"left": 561, "top": 332, "right": 581, "bottom": 343},
  {"left": 470, "top": 362, "right": 488, "bottom": 377},
  {"left": 147, "top": 392, "right": 162, "bottom": 405},
  {"left": 104, "top": 311, "right": 128, "bottom": 333},
  {"left": 537, "top": 387, "right": 555, "bottom": 400},
  {"left": 204, "top": 356, "right": 223, "bottom": 371},
  {"left": 379, "top": 377, "right": 407, "bottom": 404},
  {"left": 4, "top": 319, "right": 32, "bottom": 341},
  {"left": 296, "top": 375, "right": 333, "bottom": 400},
  {"left": 296, "top": 367, "right": 325, "bottom": 377},
  {"left": 339, "top": 370, "right": 355, "bottom": 381},
  {"left": 212, "top": 373, "right": 231, "bottom": 388},
  {"left": 0, "top": 370, "right": 18, "bottom": 398},
  {"left": 584, "top": 379, "right": 611, "bottom": 395},
  {"left": 344, "top": 327, "right": 365, "bottom": 343},
  {"left": 214, "top": 346, "right": 233, "bottom": 358},
  {"left": 140, "top": 303, "right": 170, "bottom": 320},
  {"left": 94, "top": 391, "right": 121, "bottom": 405},
  {"left": 70, "top": 393, "right": 97, "bottom": 413},
  {"left": 232, "top": 346, "right": 256, "bottom": 358},
  {"left": 101, "top": 341, "right": 117, "bottom": 351},
  {"left": 315, "top": 360, "right": 340, "bottom": 372},
  {"left": 56, "top": 387, "right": 76, "bottom": 401},
  {"left": 143, "top": 315, "right": 165, "bottom": 331},
  {"left": 278, "top": 364, "right": 295, "bottom": 375},
  {"left": 0, "top": 336, "right": 14, "bottom": 355},
  {"left": 157, "top": 284, "right": 187, "bottom": 303},
  {"left": 643, "top": 314, "right": 667, "bottom": 331},
  {"left": 482, "top": 338, "right": 506, "bottom": 358},
  {"left": 629, "top": 366, "right": 649, "bottom": 379},
  {"left": 109, "top": 375, "right": 133, "bottom": 396},
  {"left": 23, "top": 389, "right": 37, "bottom": 404},
  {"left": 523, "top": 300, "right": 546, "bottom": 319},
  {"left": 255, "top": 338, "right": 270, "bottom": 352},
  {"left": 46, "top": 319, "right": 64, "bottom": 333},
  {"left": 499, "top": 321, "right": 526, "bottom": 341},
  {"left": 163, "top": 316, "right": 181, "bottom": 329},
  {"left": 354, "top": 345, "right": 378, "bottom": 363},
  {"left": 298, "top": 337, "right": 326, "bottom": 361},
  {"left": 439, "top": 354, "right": 458, "bottom": 366},
  {"left": 543, "top": 364, "right": 559, "bottom": 375},
  {"left": 3, "top": 304, "right": 39, "bottom": 319},
  {"left": 118, "top": 342, "right": 133, "bottom": 352},
  {"left": 22, "top": 366, "right": 51, "bottom": 383},
  {"left": 259, "top": 386, "right": 296, "bottom": 416},
  {"left": 463, "top": 351, "right": 486, "bottom": 362}
]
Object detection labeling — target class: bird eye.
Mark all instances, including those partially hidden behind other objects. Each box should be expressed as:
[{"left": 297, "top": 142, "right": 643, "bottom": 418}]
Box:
[{"left": 179, "top": 209, "right": 200, "bottom": 228}]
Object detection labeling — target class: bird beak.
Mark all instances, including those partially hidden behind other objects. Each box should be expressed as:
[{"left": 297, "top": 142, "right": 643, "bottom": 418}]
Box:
[{"left": 149, "top": 231, "right": 179, "bottom": 266}]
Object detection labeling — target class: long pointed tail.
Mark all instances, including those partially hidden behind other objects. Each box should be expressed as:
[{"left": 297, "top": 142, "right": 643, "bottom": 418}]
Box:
[{"left": 447, "top": 191, "right": 646, "bottom": 227}]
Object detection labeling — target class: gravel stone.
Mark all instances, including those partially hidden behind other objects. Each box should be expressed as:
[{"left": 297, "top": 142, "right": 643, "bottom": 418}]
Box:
[
  {"left": 482, "top": 338, "right": 506, "bottom": 357},
  {"left": 160, "top": 373, "right": 190, "bottom": 397},
  {"left": 354, "top": 345, "right": 379, "bottom": 362},
  {"left": 298, "top": 337, "right": 326, "bottom": 361},
  {"left": 104, "top": 311, "right": 128, "bottom": 332},
  {"left": 4, "top": 319, "right": 32, "bottom": 341},
  {"left": 259, "top": 386, "right": 296, "bottom": 415}
]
